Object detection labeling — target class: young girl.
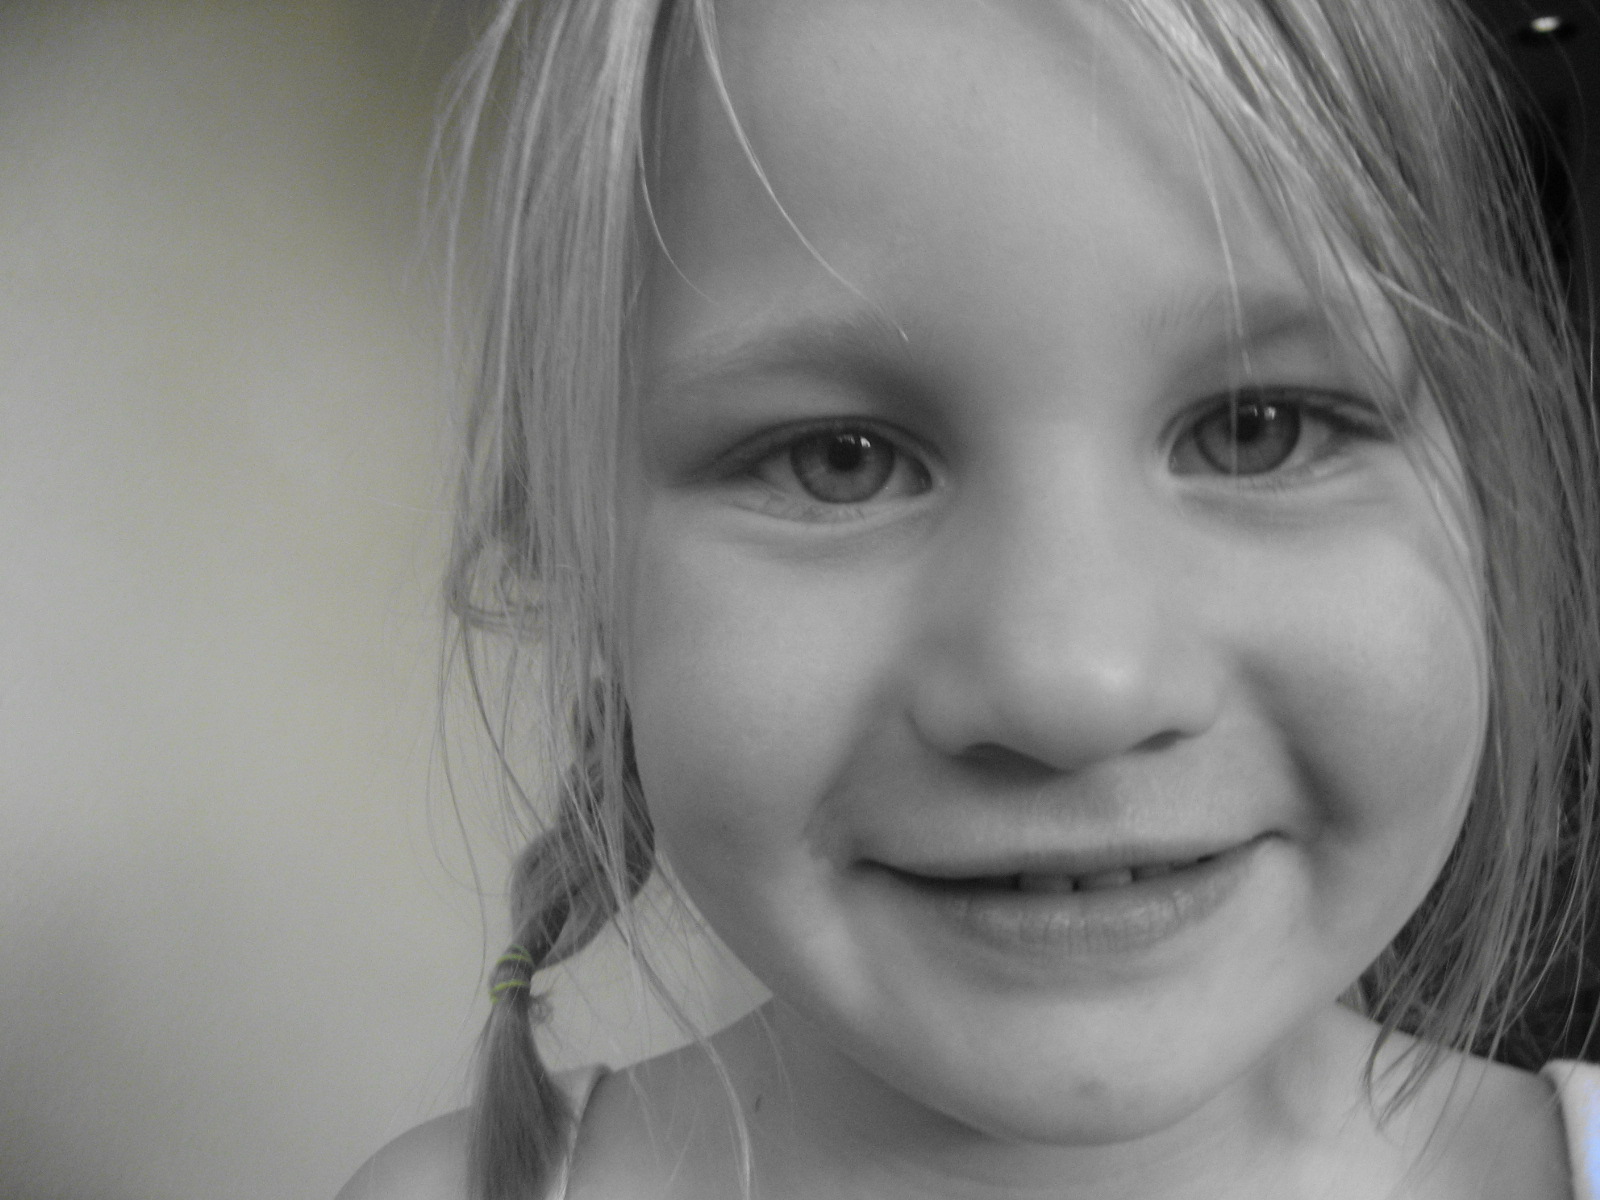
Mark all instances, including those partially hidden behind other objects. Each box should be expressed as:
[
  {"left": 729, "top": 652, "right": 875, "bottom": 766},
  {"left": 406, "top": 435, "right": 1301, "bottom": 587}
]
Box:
[{"left": 342, "top": 0, "right": 1600, "bottom": 1197}]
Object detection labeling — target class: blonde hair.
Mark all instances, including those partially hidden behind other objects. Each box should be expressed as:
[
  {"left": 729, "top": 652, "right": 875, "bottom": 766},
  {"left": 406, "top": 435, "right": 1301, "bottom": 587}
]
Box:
[{"left": 441, "top": 0, "right": 1600, "bottom": 1196}]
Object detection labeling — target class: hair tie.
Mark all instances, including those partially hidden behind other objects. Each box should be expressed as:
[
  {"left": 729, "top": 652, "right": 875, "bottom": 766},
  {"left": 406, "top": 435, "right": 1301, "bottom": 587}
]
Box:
[{"left": 488, "top": 945, "right": 535, "bottom": 1004}]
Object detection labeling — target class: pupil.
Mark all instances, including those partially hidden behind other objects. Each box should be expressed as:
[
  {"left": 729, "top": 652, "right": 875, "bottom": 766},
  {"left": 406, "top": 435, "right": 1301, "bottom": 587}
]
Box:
[
  {"left": 827, "top": 434, "right": 868, "bottom": 472},
  {"left": 1234, "top": 404, "right": 1269, "bottom": 442}
]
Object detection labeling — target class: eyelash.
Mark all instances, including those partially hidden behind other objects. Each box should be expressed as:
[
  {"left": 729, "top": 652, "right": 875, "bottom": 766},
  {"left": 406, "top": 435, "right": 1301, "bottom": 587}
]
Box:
[{"left": 729, "top": 392, "right": 1391, "bottom": 521}]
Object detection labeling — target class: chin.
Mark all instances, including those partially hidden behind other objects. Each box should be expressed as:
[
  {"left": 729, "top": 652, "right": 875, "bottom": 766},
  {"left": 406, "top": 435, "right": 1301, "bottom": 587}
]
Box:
[{"left": 847, "top": 1025, "right": 1252, "bottom": 1148}]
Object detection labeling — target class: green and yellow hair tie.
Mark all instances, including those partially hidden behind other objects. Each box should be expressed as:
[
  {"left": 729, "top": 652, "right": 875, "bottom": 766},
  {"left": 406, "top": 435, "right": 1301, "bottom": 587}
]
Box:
[{"left": 488, "top": 945, "right": 535, "bottom": 1004}]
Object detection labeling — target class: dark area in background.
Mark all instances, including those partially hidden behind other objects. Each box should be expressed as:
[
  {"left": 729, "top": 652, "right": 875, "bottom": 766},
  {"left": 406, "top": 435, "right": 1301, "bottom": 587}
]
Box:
[
  {"left": 1465, "top": 0, "right": 1600, "bottom": 1066},
  {"left": 1476, "top": 0, "right": 1600, "bottom": 330}
]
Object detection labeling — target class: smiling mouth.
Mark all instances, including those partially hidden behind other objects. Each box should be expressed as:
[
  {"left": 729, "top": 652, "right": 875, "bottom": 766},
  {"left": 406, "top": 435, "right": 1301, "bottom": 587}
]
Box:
[{"left": 872, "top": 840, "right": 1265, "bottom": 956}]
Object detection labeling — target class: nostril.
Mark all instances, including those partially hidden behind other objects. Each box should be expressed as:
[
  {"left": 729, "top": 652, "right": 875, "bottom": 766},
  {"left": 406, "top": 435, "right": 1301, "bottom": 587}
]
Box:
[
  {"left": 956, "top": 742, "right": 1061, "bottom": 781},
  {"left": 1136, "top": 730, "right": 1184, "bottom": 753}
]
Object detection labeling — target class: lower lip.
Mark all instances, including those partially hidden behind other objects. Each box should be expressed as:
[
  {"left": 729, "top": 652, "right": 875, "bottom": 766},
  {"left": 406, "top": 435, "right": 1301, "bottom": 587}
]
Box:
[{"left": 874, "top": 839, "right": 1266, "bottom": 960}]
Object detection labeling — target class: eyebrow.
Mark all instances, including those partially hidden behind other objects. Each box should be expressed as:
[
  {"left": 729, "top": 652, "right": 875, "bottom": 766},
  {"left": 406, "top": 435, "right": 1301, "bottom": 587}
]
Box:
[
  {"left": 1135, "top": 279, "right": 1345, "bottom": 347},
  {"left": 658, "top": 305, "right": 919, "bottom": 402}
]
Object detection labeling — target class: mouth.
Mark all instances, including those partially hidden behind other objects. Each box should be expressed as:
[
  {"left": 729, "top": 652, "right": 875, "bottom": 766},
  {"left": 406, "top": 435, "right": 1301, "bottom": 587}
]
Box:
[
  {"left": 869, "top": 839, "right": 1266, "bottom": 957},
  {"left": 880, "top": 844, "right": 1243, "bottom": 893}
]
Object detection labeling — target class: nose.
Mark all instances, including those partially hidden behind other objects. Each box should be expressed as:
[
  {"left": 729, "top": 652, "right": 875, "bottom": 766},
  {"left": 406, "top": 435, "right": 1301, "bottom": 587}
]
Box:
[{"left": 905, "top": 447, "right": 1222, "bottom": 773}]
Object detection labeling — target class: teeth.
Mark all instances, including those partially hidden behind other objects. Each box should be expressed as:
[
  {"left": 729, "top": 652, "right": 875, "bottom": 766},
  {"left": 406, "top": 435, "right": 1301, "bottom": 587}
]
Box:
[
  {"left": 933, "top": 856, "right": 1215, "bottom": 894},
  {"left": 1076, "top": 867, "right": 1135, "bottom": 891},
  {"left": 1017, "top": 872, "right": 1076, "bottom": 893},
  {"left": 1008, "top": 857, "right": 1207, "bottom": 893}
]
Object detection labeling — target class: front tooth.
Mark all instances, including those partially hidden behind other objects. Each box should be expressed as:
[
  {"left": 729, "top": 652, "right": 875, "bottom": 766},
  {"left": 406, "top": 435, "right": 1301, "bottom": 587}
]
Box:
[
  {"left": 1076, "top": 867, "right": 1135, "bottom": 891},
  {"left": 1017, "top": 873, "right": 1076, "bottom": 894}
]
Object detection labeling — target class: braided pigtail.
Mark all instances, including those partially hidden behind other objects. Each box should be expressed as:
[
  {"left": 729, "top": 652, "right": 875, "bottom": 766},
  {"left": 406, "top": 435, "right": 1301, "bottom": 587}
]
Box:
[{"left": 469, "top": 710, "right": 655, "bottom": 1200}]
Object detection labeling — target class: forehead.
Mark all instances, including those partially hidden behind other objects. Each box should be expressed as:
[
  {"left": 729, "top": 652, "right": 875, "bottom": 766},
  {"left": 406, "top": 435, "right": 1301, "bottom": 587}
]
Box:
[{"left": 643, "top": 0, "right": 1376, "bottom": 391}]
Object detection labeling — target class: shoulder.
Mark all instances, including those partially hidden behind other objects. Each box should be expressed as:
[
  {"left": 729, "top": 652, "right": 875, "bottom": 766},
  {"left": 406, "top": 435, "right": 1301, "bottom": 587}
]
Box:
[
  {"left": 335, "top": 1109, "right": 471, "bottom": 1200},
  {"left": 1421, "top": 1056, "right": 1572, "bottom": 1200},
  {"left": 335, "top": 1067, "right": 611, "bottom": 1200},
  {"left": 1543, "top": 1059, "right": 1600, "bottom": 1200}
]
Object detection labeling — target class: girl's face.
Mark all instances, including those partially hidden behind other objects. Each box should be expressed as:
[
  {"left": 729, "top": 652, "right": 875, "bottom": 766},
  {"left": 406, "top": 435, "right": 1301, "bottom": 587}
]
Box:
[{"left": 621, "top": 0, "right": 1485, "bottom": 1146}]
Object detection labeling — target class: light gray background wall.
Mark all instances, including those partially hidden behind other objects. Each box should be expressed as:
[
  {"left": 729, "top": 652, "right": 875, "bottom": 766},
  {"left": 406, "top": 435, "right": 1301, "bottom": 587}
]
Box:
[{"left": 0, "top": 4, "right": 761, "bottom": 1197}]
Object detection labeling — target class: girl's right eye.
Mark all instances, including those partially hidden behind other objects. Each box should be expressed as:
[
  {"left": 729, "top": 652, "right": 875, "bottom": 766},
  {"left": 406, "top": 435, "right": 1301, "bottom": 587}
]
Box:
[{"left": 745, "top": 424, "right": 933, "bottom": 516}]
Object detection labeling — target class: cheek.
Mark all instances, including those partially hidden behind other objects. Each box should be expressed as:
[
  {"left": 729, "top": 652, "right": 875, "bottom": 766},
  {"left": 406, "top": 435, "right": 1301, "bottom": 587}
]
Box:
[
  {"left": 620, "top": 517, "right": 901, "bottom": 883},
  {"left": 1252, "top": 525, "right": 1486, "bottom": 908}
]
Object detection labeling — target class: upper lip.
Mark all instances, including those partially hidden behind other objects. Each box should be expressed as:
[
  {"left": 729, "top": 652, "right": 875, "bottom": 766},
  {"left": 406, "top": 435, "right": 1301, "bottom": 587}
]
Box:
[{"left": 876, "top": 837, "right": 1260, "bottom": 881}]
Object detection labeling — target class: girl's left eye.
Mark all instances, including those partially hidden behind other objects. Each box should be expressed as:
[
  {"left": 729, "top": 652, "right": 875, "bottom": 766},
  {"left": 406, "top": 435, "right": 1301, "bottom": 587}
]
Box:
[
  {"left": 747, "top": 425, "right": 932, "bottom": 513},
  {"left": 1170, "top": 392, "right": 1382, "bottom": 480}
]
